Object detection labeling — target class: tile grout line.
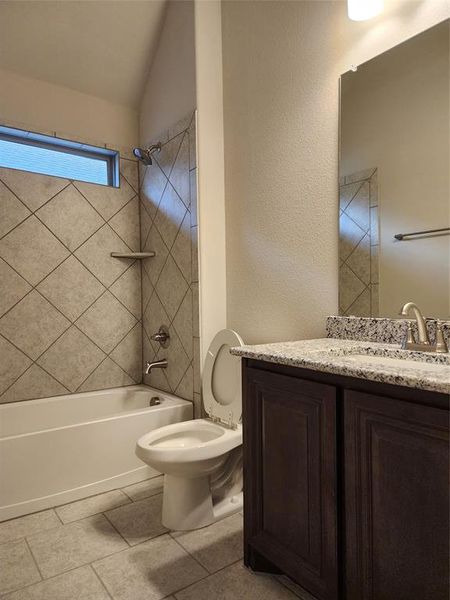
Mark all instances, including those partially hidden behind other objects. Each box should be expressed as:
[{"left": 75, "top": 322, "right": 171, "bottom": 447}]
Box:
[
  {"left": 88, "top": 564, "right": 114, "bottom": 600},
  {"left": 23, "top": 536, "right": 44, "bottom": 582}
]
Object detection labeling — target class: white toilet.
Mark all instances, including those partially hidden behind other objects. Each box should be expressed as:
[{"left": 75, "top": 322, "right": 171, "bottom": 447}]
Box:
[{"left": 136, "top": 329, "right": 244, "bottom": 530}]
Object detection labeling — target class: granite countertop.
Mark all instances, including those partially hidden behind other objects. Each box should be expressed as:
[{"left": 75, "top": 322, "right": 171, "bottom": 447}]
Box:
[{"left": 231, "top": 338, "right": 450, "bottom": 394}]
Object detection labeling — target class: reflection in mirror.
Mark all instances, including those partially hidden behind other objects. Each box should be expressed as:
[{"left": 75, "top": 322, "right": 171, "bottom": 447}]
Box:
[{"left": 339, "top": 19, "right": 449, "bottom": 320}]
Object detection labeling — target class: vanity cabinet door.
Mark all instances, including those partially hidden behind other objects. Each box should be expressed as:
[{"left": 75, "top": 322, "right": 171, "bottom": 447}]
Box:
[
  {"left": 243, "top": 367, "right": 338, "bottom": 600},
  {"left": 344, "top": 390, "right": 449, "bottom": 600}
]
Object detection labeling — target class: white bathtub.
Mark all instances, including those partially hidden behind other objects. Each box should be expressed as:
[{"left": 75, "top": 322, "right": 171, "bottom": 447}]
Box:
[{"left": 0, "top": 385, "right": 192, "bottom": 521}]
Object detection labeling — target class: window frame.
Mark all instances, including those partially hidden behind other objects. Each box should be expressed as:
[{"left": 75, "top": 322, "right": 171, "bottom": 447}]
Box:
[{"left": 0, "top": 125, "right": 119, "bottom": 187}]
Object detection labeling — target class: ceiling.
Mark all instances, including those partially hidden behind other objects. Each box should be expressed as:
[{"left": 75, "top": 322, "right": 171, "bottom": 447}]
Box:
[{"left": 0, "top": 0, "right": 167, "bottom": 109}]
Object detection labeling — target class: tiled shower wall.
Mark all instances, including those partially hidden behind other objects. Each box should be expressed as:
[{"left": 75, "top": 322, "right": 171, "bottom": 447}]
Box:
[
  {"left": 140, "top": 112, "right": 201, "bottom": 415},
  {"left": 0, "top": 139, "right": 142, "bottom": 403},
  {"left": 339, "top": 168, "right": 379, "bottom": 317}
]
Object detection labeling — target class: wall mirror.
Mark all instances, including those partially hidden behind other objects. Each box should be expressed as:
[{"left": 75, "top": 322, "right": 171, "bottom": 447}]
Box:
[{"left": 339, "top": 19, "right": 449, "bottom": 320}]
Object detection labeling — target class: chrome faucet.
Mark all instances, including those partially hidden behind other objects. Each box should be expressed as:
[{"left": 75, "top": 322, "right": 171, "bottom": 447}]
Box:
[
  {"left": 399, "top": 302, "right": 448, "bottom": 353},
  {"left": 145, "top": 359, "right": 168, "bottom": 375},
  {"left": 400, "top": 302, "right": 430, "bottom": 346}
]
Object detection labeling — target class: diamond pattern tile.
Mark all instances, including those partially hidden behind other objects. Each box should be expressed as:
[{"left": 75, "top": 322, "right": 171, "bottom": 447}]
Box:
[
  {"left": 140, "top": 201, "right": 152, "bottom": 247},
  {"left": 0, "top": 216, "right": 70, "bottom": 286},
  {"left": 338, "top": 212, "right": 366, "bottom": 263},
  {"left": 110, "top": 323, "right": 142, "bottom": 382},
  {"left": 169, "top": 133, "right": 190, "bottom": 208},
  {"left": 37, "top": 256, "right": 105, "bottom": 322},
  {"left": 74, "top": 178, "right": 135, "bottom": 220},
  {"left": 155, "top": 133, "right": 183, "bottom": 178},
  {"left": 0, "top": 364, "right": 68, "bottom": 403},
  {"left": 173, "top": 288, "right": 193, "bottom": 358},
  {"left": 0, "top": 258, "right": 31, "bottom": 317},
  {"left": 171, "top": 211, "right": 192, "bottom": 284},
  {"left": 120, "top": 159, "right": 139, "bottom": 193},
  {"left": 157, "top": 326, "right": 190, "bottom": 391},
  {"left": 78, "top": 358, "right": 133, "bottom": 392},
  {"left": 0, "top": 335, "right": 32, "bottom": 396},
  {"left": 0, "top": 168, "right": 69, "bottom": 211},
  {"left": 38, "top": 326, "right": 105, "bottom": 391},
  {"left": 0, "top": 180, "right": 30, "bottom": 238},
  {"left": 345, "top": 181, "right": 370, "bottom": 231},
  {"left": 75, "top": 225, "right": 131, "bottom": 287},
  {"left": 339, "top": 263, "right": 366, "bottom": 313},
  {"left": 0, "top": 113, "right": 200, "bottom": 403},
  {"left": 141, "top": 269, "right": 153, "bottom": 315},
  {"left": 0, "top": 290, "right": 70, "bottom": 360},
  {"left": 339, "top": 181, "right": 363, "bottom": 212},
  {"left": 175, "top": 363, "right": 193, "bottom": 401},
  {"left": 109, "top": 197, "right": 140, "bottom": 251},
  {"left": 140, "top": 161, "right": 167, "bottom": 221},
  {"left": 153, "top": 183, "right": 187, "bottom": 249},
  {"left": 346, "top": 233, "right": 370, "bottom": 285},
  {"left": 142, "top": 225, "right": 169, "bottom": 285},
  {"left": 155, "top": 256, "right": 189, "bottom": 322},
  {"left": 37, "top": 185, "right": 104, "bottom": 251},
  {"left": 76, "top": 291, "right": 137, "bottom": 354},
  {"left": 143, "top": 291, "right": 171, "bottom": 354},
  {"left": 109, "top": 263, "right": 142, "bottom": 319}
]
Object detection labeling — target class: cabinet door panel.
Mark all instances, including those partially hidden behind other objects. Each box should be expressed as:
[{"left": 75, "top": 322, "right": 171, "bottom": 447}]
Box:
[
  {"left": 243, "top": 367, "right": 338, "bottom": 600},
  {"left": 344, "top": 390, "right": 449, "bottom": 600}
]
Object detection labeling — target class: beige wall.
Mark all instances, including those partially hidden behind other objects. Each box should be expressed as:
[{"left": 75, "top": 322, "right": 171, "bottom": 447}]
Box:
[
  {"left": 222, "top": 0, "right": 450, "bottom": 344},
  {"left": 0, "top": 68, "right": 138, "bottom": 148},
  {"left": 341, "top": 21, "right": 449, "bottom": 319},
  {"left": 139, "top": 1, "right": 196, "bottom": 145}
]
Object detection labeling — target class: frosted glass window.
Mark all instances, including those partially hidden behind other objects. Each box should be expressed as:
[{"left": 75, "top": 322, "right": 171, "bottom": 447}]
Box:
[{"left": 0, "top": 127, "right": 119, "bottom": 187}]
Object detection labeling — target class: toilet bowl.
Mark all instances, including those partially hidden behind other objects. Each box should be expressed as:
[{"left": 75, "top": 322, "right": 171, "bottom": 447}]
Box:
[{"left": 136, "top": 329, "right": 244, "bottom": 530}]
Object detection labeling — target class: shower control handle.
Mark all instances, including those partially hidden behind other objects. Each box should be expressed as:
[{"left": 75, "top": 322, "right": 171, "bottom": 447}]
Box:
[{"left": 150, "top": 325, "right": 170, "bottom": 348}]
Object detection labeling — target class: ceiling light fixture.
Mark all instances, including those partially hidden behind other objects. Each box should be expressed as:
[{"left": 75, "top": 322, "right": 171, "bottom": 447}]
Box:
[{"left": 348, "top": 0, "right": 384, "bottom": 21}]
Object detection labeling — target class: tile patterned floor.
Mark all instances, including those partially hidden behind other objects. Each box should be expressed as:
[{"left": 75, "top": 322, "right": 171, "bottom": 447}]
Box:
[{"left": 0, "top": 477, "right": 310, "bottom": 599}]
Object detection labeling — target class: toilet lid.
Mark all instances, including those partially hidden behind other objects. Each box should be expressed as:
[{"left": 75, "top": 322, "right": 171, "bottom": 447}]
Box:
[{"left": 202, "top": 329, "right": 244, "bottom": 428}]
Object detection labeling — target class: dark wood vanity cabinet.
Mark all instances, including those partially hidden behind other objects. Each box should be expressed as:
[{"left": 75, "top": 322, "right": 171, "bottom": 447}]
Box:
[{"left": 242, "top": 359, "right": 449, "bottom": 600}]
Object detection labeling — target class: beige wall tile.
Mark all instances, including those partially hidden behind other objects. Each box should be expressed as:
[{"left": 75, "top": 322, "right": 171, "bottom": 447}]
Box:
[
  {"left": 37, "top": 256, "right": 105, "bottom": 322},
  {"left": 0, "top": 258, "right": 31, "bottom": 318},
  {"left": 37, "top": 185, "right": 103, "bottom": 251},
  {"left": 74, "top": 179, "right": 134, "bottom": 221},
  {"left": 0, "top": 364, "right": 67, "bottom": 403},
  {"left": 76, "top": 291, "right": 137, "bottom": 354},
  {"left": 78, "top": 358, "right": 133, "bottom": 392},
  {"left": 37, "top": 327, "right": 105, "bottom": 391},
  {"left": 0, "top": 168, "right": 68, "bottom": 212},
  {"left": 0, "top": 216, "right": 70, "bottom": 286},
  {"left": 0, "top": 181, "right": 30, "bottom": 238},
  {"left": 0, "top": 336, "right": 32, "bottom": 397},
  {"left": 0, "top": 291, "right": 70, "bottom": 360},
  {"left": 109, "top": 197, "right": 140, "bottom": 251}
]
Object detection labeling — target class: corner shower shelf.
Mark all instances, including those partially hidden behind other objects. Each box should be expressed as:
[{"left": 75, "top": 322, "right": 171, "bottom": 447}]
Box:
[{"left": 110, "top": 252, "right": 155, "bottom": 259}]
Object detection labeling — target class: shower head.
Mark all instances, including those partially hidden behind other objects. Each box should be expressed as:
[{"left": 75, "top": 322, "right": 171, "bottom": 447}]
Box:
[{"left": 132, "top": 142, "right": 162, "bottom": 166}]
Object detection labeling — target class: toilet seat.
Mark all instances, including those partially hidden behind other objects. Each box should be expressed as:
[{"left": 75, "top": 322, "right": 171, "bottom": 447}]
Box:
[
  {"left": 136, "top": 419, "right": 242, "bottom": 465},
  {"left": 202, "top": 329, "right": 244, "bottom": 429}
]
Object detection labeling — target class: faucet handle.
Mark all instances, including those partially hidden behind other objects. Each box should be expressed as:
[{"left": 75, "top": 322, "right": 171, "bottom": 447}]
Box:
[
  {"left": 435, "top": 321, "right": 449, "bottom": 354},
  {"left": 401, "top": 322, "right": 415, "bottom": 349}
]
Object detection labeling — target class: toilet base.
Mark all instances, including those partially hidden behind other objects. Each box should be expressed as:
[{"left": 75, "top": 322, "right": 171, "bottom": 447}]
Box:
[{"left": 162, "top": 474, "right": 243, "bottom": 530}]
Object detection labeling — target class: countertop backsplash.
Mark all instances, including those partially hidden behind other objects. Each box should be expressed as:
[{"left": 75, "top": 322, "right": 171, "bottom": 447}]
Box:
[{"left": 326, "top": 315, "right": 450, "bottom": 346}]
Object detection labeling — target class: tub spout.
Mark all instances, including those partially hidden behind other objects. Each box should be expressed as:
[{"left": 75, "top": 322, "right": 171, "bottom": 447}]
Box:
[{"left": 145, "top": 359, "right": 168, "bottom": 375}]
